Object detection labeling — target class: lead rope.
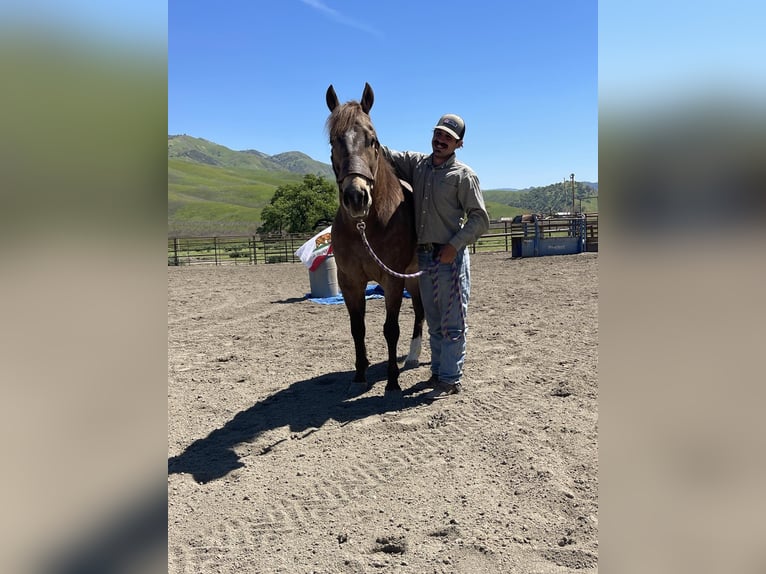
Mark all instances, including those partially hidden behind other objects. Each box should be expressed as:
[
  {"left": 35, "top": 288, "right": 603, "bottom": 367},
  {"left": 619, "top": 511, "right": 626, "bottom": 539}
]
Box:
[
  {"left": 356, "top": 221, "right": 424, "bottom": 279},
  {"left": 428, "top": 258, "right": 466, "bottom": 341},
  {"left": 356, "top": 221, "right": 465, "bottom": 340}
]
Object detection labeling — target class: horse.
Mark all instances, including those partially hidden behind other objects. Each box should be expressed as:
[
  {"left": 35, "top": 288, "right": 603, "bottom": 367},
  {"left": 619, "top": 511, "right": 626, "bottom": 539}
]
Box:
[{"left": 325, "top": 82, "right": 424, "bottom": 394}]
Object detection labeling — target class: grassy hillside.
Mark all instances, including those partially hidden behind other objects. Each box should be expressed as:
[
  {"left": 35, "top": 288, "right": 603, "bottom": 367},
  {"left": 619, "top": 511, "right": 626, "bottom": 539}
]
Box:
[
  {"left": 483, "top": 201, "right": 527, "bottom": 220},
  {"left": 168, "top": 134, "right": 597, "bottom": 236},
  {"left": 483, "top": 182, "right": 599, "bottom": 215},
  {"left": 169, "top": 134, "right": 334, "bottom": 178},
  {"left": 168, "top": 135, "right": 336, "bottom": 236},
  {"left": 168, "top": 158, "right": 306, "bottom": 236}
]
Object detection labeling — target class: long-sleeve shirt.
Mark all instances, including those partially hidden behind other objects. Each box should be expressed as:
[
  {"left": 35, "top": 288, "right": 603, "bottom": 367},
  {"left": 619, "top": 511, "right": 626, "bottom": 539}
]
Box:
[{"left": 382, "top": 146, "right": 490, "bottom": 250}]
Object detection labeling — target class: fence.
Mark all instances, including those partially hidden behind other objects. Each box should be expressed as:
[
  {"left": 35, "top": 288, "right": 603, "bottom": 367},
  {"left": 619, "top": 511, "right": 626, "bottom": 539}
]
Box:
[
  {"left": 168, "top": 214, "right": 598, "bottom": 266},
  {"left": 167, "top": 234, "right": 308, "bottom": 266}
]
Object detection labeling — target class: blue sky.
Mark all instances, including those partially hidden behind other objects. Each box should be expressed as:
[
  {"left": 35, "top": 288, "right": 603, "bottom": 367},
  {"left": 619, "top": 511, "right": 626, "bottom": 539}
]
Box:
[{"left": 169, "top": 0, "right": 597, "bottom": 190}]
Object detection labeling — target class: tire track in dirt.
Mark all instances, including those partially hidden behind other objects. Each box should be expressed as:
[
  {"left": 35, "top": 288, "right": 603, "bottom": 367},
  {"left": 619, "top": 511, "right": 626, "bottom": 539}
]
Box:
[
  {"left": 171, "top": 390, "right": 594, "bottom": 573},
  {"left": 170, "top": 380, "right": 596, "bottom": 573},
  {"left": 169, "top": 253, "right": 598, "bottom": 573}
]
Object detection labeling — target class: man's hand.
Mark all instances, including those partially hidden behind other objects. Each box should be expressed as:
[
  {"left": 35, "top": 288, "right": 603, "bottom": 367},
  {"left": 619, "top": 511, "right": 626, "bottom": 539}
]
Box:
[{"left": 438, "top": 243, "right": 457, "bottom": 264}]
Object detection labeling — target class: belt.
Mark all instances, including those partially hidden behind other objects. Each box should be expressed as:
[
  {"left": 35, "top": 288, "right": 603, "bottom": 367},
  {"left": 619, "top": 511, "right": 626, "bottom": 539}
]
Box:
[{"left": 417, "top": 243, "right": 442, "bottom": 252}]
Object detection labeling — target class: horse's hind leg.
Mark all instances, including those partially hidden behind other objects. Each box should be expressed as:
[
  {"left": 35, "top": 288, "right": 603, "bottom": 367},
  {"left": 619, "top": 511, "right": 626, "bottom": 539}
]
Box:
[
  {"left": 382, "top": 288, "right": 406, "bottom": 393},
  {"left": 404, "top": 276, "right": 424, "bottom": 368}
]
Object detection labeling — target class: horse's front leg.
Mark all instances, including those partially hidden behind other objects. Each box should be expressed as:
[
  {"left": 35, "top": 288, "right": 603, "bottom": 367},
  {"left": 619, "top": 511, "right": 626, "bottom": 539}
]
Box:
[
  {"left": 382, "top": 310, "right": 401, "bottom": 392},
  {"left": 348, "top": 307, "right": 369, "bottom": 384},
  {"left": 338, "top": 267, "right": 369, "bottom": 394}
]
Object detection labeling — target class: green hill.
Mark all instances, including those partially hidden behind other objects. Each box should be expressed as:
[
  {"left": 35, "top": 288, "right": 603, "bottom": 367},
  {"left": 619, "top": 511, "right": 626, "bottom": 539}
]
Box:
[
  {"left": 168, "top": 159, "right": 295, "bottom": 236},
  {"left": 168, "top": 134, "right": 335, "bottom": 178},
  {"left": 483, "top": 181, "right": 598, "bottom": 215},
  {"left": 168, "top": 134, "right": 597, "bottom": 236},
  {"left": 168, "top": 135, "right": 335, "bottom": 236}
]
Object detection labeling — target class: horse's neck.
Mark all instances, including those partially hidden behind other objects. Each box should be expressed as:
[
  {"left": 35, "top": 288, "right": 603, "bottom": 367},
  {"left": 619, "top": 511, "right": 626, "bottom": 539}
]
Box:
[{"left": 370, "top": 158, "right": 401, "bottom": 223}]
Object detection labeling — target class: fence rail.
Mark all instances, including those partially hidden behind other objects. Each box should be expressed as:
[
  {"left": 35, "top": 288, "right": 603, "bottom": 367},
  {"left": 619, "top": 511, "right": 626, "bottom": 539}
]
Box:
[{"left": 168, "top": 215, "right": 598, "bottom": 266}]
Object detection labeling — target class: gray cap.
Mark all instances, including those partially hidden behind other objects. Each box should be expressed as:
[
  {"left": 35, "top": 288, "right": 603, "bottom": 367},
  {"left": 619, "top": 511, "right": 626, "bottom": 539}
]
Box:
[{"left": 434, "top": 114, "right": 465, "bottom": 140}]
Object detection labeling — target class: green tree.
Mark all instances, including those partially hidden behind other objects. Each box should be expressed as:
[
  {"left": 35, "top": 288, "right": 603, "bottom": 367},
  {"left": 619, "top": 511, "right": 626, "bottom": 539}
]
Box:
[{"left": 258, "top": 174, "right": 338, "bottom": 234}]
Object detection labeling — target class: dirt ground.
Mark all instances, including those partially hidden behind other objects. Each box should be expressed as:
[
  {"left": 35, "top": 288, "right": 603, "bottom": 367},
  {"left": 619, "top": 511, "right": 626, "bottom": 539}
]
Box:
[{"left": 168, "top": 251, "right": 598, "bottom": 573}]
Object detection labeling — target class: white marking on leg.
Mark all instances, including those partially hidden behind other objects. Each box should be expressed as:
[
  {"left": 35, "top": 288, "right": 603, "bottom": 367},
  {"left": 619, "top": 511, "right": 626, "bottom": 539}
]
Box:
[{"left": 404, "top": 335, "right": 422, "bottom": 367}]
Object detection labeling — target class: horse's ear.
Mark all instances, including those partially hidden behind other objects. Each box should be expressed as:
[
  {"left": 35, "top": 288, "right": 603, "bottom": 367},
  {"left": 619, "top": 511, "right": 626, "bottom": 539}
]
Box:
[
  {"left": 361, "top": 82, "right": 374, "bottom": 115},
  {"left": 326, "top": 85, "right": 339, "bottom": 112}
]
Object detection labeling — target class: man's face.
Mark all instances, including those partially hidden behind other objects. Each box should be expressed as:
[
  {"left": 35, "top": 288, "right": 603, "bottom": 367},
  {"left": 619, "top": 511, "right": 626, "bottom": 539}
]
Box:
[{"left": 431, "top": 129, "right": 462, "bottom": 159}]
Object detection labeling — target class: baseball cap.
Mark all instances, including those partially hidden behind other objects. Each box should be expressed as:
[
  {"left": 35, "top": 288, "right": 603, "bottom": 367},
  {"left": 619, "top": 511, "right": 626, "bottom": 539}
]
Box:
[{"left": 434, "top": 114, "right": 465, "bottom": 140}]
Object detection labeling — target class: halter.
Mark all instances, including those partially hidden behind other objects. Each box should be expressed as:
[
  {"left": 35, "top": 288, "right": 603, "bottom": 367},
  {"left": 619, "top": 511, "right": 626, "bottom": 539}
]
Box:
[{"left": 336, "top": 154, "right": 377, "bottom": 184}]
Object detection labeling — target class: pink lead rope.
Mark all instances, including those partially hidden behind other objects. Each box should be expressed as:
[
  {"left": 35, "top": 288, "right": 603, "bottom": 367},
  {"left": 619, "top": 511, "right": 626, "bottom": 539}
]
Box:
[{"left": 356, "top": 221, "right": 464, "bottom": 340}]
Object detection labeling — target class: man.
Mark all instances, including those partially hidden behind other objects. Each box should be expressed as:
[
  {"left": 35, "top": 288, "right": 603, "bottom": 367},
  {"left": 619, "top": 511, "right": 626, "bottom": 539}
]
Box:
[{"left": 382, "top": 114, "right": 490, "bottom": 400}]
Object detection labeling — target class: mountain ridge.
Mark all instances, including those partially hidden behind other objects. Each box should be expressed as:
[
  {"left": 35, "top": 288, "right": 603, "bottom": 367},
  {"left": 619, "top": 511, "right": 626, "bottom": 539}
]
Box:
[
  {"left": 168, "top": 134, "right": 335, "bottom": 179},
  {"left": 168, "top": 133, "right": 597, "bottom": 193},
  {"left": 168, "top": 134, "right": 597, "bottom": 236}
]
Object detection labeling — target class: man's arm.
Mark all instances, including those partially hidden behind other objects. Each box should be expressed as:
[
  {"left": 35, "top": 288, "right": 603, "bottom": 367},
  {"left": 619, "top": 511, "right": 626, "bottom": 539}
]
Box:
[
  {"left": 380, "top": 145, "right": 421, "bottom": 182},
  {"left": 448, "top": 171, "right": 490, "bottom": 253}
]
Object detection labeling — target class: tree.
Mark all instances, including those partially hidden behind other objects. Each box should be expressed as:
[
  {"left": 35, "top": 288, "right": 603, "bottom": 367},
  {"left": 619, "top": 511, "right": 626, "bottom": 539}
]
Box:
[{"left": 258, "top": 174, "right": 338, "bottom": 234}]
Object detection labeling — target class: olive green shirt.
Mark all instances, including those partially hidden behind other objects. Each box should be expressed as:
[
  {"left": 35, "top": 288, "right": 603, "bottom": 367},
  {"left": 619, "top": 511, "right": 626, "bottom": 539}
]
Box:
[{"left": 382, "top": 147, "right": 490, "bottom": 250}]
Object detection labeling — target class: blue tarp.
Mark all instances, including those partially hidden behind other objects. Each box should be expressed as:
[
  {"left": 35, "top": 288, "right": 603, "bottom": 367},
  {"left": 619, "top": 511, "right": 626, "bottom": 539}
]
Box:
[{"left": 307, "top": 284, "right": 411, "bottom": 305}]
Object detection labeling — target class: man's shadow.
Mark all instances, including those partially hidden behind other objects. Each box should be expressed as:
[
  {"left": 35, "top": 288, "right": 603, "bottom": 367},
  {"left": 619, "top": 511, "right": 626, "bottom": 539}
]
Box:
[{"left": 168, "top": 361, "right": 428, "bottom": 483}]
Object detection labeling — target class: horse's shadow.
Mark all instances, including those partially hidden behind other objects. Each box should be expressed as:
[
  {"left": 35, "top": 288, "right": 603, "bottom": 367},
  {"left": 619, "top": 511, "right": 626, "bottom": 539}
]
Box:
[{"left": 168, "top": 361, "right": 428, "bottom": 483}]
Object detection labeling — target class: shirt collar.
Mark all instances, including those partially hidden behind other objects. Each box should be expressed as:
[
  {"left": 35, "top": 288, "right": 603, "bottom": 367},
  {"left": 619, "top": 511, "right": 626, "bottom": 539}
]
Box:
[{"left": 427, "top": 153, "right": 456, "bottom": 170}]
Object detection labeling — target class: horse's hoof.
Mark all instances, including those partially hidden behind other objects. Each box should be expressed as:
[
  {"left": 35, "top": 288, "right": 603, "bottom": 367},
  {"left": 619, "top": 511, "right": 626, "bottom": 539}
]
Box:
[
  {"left": 383, "top": 388, "right": 404, "bottom": 409},
  {"left": 403, "top": 358, "right": 419, "bottom": 369}
]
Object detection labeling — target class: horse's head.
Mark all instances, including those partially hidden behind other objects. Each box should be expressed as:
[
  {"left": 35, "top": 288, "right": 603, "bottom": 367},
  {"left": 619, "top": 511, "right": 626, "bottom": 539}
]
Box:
[{"left": 325, "top": 82, "right": 380, "bottom": 220}]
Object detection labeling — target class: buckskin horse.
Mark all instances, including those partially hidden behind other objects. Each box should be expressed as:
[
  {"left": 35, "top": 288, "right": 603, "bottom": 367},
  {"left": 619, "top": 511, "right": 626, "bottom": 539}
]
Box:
[{"left": 325, "top": 82, "right": 424, "bottom": 394}]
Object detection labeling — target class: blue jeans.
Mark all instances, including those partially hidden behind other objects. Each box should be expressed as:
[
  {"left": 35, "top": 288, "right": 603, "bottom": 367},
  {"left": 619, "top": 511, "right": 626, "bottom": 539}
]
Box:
[{"left": 417, "top": 247, "right": 471, "bottom": 385}]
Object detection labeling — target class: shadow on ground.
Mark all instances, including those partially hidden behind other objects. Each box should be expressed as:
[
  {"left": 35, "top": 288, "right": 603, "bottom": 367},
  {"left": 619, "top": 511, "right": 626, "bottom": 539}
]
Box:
[{"left": 168, "top": 362, "right": 429, "bottom": 483}]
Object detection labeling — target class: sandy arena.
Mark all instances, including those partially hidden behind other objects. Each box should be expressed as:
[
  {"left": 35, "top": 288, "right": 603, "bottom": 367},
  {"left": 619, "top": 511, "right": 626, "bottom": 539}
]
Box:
[{"left": 168, "top": 251, "right": 598, "bottom": 573}]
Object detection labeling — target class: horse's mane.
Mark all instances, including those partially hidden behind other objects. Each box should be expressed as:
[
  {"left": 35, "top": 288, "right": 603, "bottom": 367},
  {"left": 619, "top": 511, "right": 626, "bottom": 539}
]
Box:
[
  {"left": 326, "top": 101, "right": 402, "bottom": 221},
  {"left": 326, "top": 100, "right": 369, "bottom": 142}
]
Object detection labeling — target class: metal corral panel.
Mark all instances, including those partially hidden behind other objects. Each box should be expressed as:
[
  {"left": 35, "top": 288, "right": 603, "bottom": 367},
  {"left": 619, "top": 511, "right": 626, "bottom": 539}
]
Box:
[
  {"left": 511, "top": 216, "right": 587, "bottom": 258},
  {"left": 537, "top": 236, "right": 585, "bottom": 256},
  {"left": 521, "top": 239, "right": 536, "bottom": 257}
]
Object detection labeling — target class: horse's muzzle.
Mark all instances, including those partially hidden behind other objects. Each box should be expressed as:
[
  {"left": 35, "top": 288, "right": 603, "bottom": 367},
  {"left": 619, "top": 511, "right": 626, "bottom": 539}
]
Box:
[{"left": 341, "top": 176, "right": 372, "bottom": 219}]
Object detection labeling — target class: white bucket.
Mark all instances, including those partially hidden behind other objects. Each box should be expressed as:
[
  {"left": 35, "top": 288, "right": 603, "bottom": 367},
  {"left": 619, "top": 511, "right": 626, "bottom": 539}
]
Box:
[{"left": 309, "top": 255, "right": 340, "bottom": 298}]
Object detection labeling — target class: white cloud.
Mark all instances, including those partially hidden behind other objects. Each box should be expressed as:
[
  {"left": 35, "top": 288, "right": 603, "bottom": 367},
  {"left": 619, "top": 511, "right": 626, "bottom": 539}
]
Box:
[{"left": 299, "top": 0, "right": 383, "bottom": 38}]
